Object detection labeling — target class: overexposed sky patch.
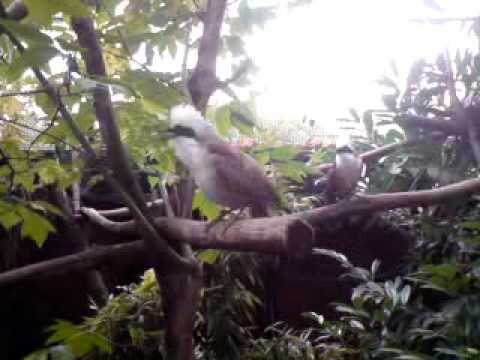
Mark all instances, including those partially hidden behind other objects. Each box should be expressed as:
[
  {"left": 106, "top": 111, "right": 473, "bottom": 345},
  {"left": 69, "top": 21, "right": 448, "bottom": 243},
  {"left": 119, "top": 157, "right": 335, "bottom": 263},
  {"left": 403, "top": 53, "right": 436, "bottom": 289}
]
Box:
[{"left": 246, "top": 0, "right": 480, "bottom": 133}]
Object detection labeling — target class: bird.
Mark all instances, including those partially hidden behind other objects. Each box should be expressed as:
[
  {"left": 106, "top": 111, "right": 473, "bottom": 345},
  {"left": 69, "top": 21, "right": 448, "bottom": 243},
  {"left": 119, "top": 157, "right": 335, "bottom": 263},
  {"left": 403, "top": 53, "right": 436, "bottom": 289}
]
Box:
[
  {"left": 326, "top": 136, "right": 364, "bottom": 201},
  {"left": 168, "top": 104, "right": 279, "bottom": 218}
]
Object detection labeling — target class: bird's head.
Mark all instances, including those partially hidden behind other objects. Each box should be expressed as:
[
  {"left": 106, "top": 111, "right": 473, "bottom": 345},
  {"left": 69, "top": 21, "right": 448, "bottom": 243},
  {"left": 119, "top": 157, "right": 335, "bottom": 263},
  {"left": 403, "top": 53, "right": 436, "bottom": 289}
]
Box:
[
  {"left": 336, "top": 134, "right": 354, "bottom": 154},
  {"left": 168, "top": 104, "right": 218, "bottom": 143}
]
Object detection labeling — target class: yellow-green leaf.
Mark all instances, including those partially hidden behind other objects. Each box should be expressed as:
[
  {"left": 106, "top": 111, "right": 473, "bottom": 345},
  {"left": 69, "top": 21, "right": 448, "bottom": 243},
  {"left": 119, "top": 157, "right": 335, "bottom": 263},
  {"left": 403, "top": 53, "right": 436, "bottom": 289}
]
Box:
[
  {"left": 193, "top": 191, "right": 221, "bottom": 220},
  {"left": 197, "top": 249, "right": 222, "bottom": 264}
]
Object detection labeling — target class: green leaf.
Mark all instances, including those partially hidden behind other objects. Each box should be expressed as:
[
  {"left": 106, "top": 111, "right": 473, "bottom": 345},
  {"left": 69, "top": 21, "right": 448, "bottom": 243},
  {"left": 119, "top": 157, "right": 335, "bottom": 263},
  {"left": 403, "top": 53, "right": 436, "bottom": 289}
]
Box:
[
  {"left": 229, "top": 102, "right": 256, "bottom": 136},
  {"left": 122, "top": 70, "right": 181, "bottom": 110},
  {"left": 421, "top": 264, "right": 458, "bottom": 280},
  {"left": 270, "top": 145, "right": 299, "bottom": 161},
  {"left": 23, "top": 0, "right": 90, "bottom": 25},
  {"left": 0, "top": 209, "right": 22, "bottom": 230},
  {"left": 29, "top": 201, "right": 64, "bottom": 217},
  {"left": 276, "top": 160, "right": 307, "bottom": 182},
  {"left": 14, "top": 171, "right": 35, "bottom": 192},
  {"left": 215, "top": 106, "right": 232, "bottom": 137},
  {"left": 17, "top": 205, "right": 56, "bottom": 246},
  {"left": 147, "top": 175, "right": 160, "bottom": 189},
  {"left": 46, "top": 320, "right": 111, "bottom": 357},
  {"left": 254, "top": 150, "right": 270, "bottom": 165},
  {"left": 197, "top": 249, "right": 222, "bottom": 264},
  {"left": 23, "top": 349, "right": 49, "bottom": 360},
  {"left": 34, "top": 159, "right": 68, "bottom": 185},
  {"left": 225, "top": 35, "right": 245, "bottom": 57},
  {"left": 460, "top": 220, "right": 480, "bottom": 230},
  {"left": 0, "top": 19, "right": 52, "bottom": 47},
  {"left": 8, "top": 45, "right": 59, "bottom": 82},
  {"left": 193, "top": 191, "right": 221, "bottom": 220}
]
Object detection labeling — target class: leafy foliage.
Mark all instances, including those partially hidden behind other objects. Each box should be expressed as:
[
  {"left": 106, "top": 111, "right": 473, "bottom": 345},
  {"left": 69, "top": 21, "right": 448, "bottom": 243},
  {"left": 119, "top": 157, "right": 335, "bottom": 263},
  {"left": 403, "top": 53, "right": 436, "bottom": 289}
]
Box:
[{"left": 25, "top": 253, "right": 263, "bottom": 360}]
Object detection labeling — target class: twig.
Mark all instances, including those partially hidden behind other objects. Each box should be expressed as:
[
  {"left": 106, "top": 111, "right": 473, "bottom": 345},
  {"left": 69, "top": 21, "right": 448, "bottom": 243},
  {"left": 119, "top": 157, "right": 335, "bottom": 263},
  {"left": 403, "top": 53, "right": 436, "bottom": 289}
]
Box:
[
  {"left": 0, "top": 88, "right": 46, "bottom": 97},
  {"left": 26, "top": 107, "right": 60, "bottom": 154},
  {"left": 72, "top": 198, "right": 164, "bottom": 219},
  {"left": 218, "top": 59, "right": 251, "bottom": 88},
  {"left": 405, "top": 16, "right": 478, "bottom": 24},
  {"left": 0, "top": 116, "right": 82, "bottom": 152},
  {"left": 0, "top": 240, "right": 146, "bottom": 287}
]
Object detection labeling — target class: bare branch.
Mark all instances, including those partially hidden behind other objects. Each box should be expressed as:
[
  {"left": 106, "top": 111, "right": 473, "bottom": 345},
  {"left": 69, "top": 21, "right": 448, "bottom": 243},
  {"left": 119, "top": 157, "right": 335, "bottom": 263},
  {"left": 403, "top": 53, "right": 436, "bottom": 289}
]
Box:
[
  {"left": 73, "top": 199, "right": 165, "bottom": 220},
  {"left": 188, "top": 0, "right": 228, "bottom": 111},
  {"left": 301, "top": 176, "right": 480, "bottom": 226},
  {"left": 0, "top": 116, "right": 83, "bottom": 152},
  {"left": 0, "top": 88, "right": 46, "bottom": 97},
  {"left": 0, "top": 240, "right": 145, "bottom": 287},
  {"left": 3, "top": 174, "right": 480, "bottom": 288},
  {"left": 70, "top": 16, "right": 195, "bottom": 273},
  {"left": 80, "top": 207, "right": 315, "bottom": 258},
  {"left": 398, "top": 114, "right": 465, "bottom": 135}
]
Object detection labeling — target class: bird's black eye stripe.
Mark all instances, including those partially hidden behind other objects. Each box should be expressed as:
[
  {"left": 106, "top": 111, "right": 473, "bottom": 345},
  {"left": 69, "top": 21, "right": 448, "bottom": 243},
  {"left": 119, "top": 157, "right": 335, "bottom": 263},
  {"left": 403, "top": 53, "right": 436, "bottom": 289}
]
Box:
[
  {"left": 336, "top": 146, "right": 353, "bottom": 154},
  {"left": 169, "top": 125, "right": 196, "bottom": 138}
]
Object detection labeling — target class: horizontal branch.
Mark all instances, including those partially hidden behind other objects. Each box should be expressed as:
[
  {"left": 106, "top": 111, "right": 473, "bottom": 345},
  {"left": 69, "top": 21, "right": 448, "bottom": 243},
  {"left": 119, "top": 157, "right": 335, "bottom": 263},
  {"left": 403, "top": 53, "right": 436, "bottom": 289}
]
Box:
[
  {"left": 2, "top": 174, "right": 480, "bottom": 287},
  {"left": 0, "top": 88, "right": 46, "bottom": 97},
  {"left": 0, "top": 116, "right": 82, "bottom": 152},
  {"left": 73, "top": 198, "right": 164, "bottom": 220},
  {"left": 301, "top": 176, "right": 480, "bottom": 226},
  {"left": 81, "top": 207, "right": 315, "bottom": 258},
  {"left": 398, "top": 114, "right": 465, "bottom": 135},
  {"left": 0, "top": 240, "right": 145, "bottom": 287}
]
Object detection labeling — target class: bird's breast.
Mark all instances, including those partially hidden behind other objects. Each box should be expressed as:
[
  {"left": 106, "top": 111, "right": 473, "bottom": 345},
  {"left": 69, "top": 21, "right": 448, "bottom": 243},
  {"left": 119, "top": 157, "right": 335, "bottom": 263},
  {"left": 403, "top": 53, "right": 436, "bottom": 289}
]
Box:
[{"left": 335, "top": 153, "right": 363, "bottom": 196}]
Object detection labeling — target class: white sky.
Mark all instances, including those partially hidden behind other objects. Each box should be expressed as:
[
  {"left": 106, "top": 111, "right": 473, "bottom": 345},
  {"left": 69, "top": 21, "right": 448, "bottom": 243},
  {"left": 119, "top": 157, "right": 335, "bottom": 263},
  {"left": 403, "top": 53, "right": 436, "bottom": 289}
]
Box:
[
  {"left": 47, "top": 0, "right": 480, "bottom": 139},
  {"left": 245, "top": 0, "right": 480, "bottom": 133}
]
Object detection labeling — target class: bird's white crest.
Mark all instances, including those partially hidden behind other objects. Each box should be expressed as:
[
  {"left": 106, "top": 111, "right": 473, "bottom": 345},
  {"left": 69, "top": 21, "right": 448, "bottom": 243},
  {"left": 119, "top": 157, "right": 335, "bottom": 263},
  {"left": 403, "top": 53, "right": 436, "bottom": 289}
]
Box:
[
  {"left": 336, "top": 134, "right": 353, "bottom": 151},
  {"left": 170, "top": 104, "right": 218, "bottom": 142},
  {"left": 170, "top": 104, "right": 203, "bottom": 127}
]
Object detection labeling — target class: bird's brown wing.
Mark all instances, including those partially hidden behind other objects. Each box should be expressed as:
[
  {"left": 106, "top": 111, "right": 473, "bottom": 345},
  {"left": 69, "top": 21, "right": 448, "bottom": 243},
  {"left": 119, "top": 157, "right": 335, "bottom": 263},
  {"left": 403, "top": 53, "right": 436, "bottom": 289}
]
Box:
[{"left": 206, "top": 143, "right": 279, "bottom": 206}]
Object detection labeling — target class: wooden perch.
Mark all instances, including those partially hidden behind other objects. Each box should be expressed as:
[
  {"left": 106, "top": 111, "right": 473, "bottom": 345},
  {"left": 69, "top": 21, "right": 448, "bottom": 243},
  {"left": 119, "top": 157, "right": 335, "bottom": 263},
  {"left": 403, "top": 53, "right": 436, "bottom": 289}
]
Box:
[
  {"left": 399, "top": 114, "right": 465, "bottom": 135},
  {"left": 80, "top": 207, "right": 315, "bottom": 258},
  {"left": 2, "top": 174, "right": 480, "bottom": 287},
  {"left": 0, "top": 241, "right": 145, "bottom": 287},
  {"left": 301, "top": 176, "right": 480, "bottom": 226}
]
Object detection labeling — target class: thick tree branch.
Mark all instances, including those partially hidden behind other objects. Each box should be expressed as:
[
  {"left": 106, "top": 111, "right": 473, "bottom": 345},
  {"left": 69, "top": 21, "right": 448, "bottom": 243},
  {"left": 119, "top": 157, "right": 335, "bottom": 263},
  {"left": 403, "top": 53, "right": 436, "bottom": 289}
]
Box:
[
  {"left": 70, "top": 16, "right": 194, "bottom": 274},
  {"left": 3, "top": 175, "right": 480, "bottom": 288},
  {"left": 187, "top": 0, "right": 227, "bottom": 112},
  {"left": 398, "top": 114, "right": 465, "bottom": 135},
  {"left": 301, "top": 176, "right": 480, "bottom": 226},
  {"left": 0, "top": 240, "right": 145, "bottom": 287},
  {"left": 465, "top": 102, "right": 480, "bottom": 166},
  {"left": 50, "top": 188, "right": 108, "bottom": 306},
  {"left": 80, "top": 207, "right": 314, "bottom": 258}
]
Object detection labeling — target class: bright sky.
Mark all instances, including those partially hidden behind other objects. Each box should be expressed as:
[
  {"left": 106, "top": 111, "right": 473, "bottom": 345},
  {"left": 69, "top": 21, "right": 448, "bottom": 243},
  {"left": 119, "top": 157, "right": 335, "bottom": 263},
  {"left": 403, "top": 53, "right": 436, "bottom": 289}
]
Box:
[{"left": 245, "top": 0, "right": 480, "bottom": 133}]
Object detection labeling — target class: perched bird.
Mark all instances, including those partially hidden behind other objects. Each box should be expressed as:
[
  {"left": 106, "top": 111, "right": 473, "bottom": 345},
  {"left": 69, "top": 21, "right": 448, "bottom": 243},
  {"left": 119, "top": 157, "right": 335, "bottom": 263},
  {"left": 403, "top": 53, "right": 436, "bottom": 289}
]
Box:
[
  {"left": 326, "top": 137, "right": 364, "bottom": 201},
  {"left": 168, "top": 105, "right": 279, "bottom": 217}
]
